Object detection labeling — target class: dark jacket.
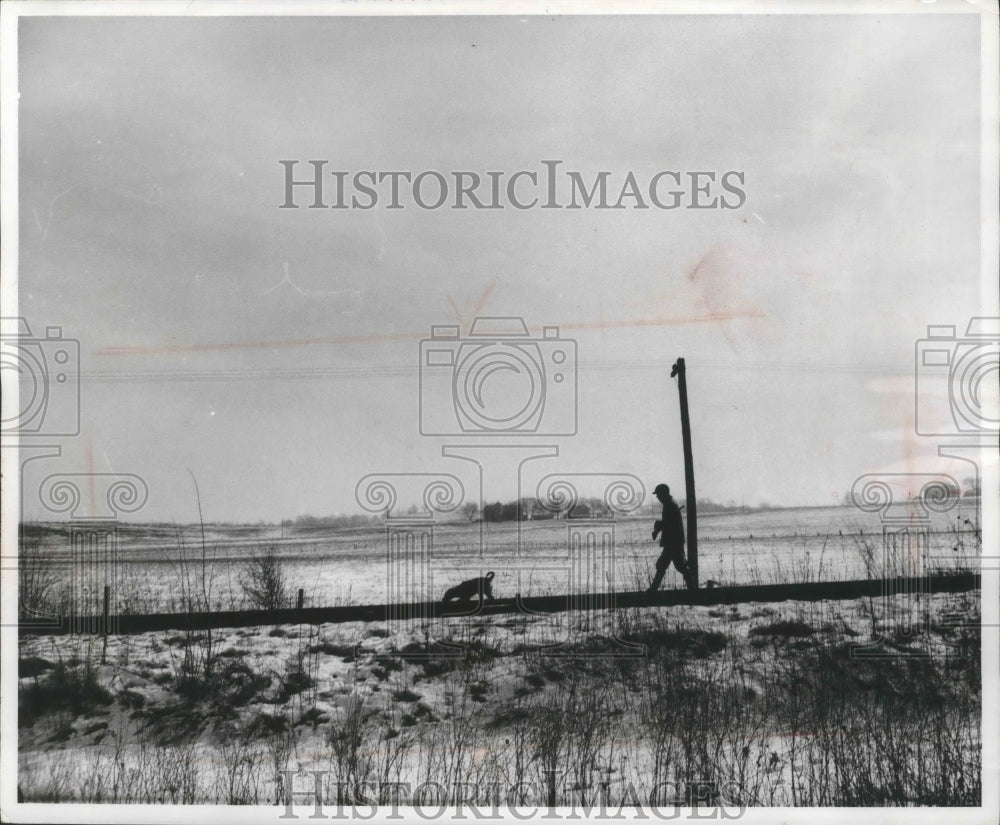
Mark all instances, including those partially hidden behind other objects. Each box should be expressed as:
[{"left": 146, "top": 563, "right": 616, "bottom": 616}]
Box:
[{"left": 656, "top": 498, "right": 685, "bottom": 548}]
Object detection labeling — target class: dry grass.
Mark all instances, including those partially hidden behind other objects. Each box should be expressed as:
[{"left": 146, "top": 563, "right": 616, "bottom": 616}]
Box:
[
  {"left": 17, "top": 588, "right": 981, "bottom": 807},
  {"left": 16, "top": 500, "right": 983, "bottom": 805}
]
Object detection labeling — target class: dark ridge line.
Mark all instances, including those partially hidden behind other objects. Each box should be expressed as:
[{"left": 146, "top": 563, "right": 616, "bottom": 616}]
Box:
[{"left": 17, "top": 572, "right": 980, "bottom": 637}]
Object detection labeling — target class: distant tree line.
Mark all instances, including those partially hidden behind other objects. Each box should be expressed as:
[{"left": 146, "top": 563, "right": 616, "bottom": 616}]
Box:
[
  {"left": 920, "top": 477, "right": 980, "bottom": 500},
  {"left": 287, "top": 482, "right": 983, "bottom": 529},
  {"left": 463, "top": 497, "right": 613, "bottom": 523},
  {"left": 285, "top": 513, "right": 382, "bottom": 530},
  {"left": 459, "top": 496, "right": 762, "bottom": 523},
  {"left": 837, "top": 476, "right": 981, "bottom": 506}
]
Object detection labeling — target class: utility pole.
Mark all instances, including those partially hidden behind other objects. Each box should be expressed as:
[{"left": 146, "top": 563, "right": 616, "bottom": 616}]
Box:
[{"left": 671, "top": 358, "right": 698, "bottom": 588}]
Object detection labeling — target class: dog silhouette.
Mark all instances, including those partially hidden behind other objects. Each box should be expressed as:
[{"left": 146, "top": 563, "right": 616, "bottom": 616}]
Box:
[{"left": 442, "top": 571, "right": 495, "bottom": 603}]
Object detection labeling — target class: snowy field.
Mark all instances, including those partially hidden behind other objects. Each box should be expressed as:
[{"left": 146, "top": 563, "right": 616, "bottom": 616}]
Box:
[
  {"left": 18, "top": 589, "right": 982, "bottom": 807},
  {"left": 21, "top": 500, "right": 983, "bottom": 615},
  {"left": 17, "top": 501, "right": 983, "bottom": 807}
]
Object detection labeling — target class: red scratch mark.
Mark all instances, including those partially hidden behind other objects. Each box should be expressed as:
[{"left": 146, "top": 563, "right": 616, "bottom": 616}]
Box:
[
  {"left": 446, "top": 296, "right": 462, "bottom": 324},
  {"left": 96, "top": 331, "right": 420, "bottom": 357},
  {"left": 94, "top": 310, "right": 766, "bottom": 358},
  {"left": 86, "top": 436, "right": 96, "bottom": 513},
  {"left": 470, "top": 280, "right": 496, "bottom": 317},
  {"left": 687, "top": 249, "right": 715, "bottom": 281},
  {"left": 444, "top": 280, "right": 498, "bottom": 328},
  {"left": 559, "top": 311, "right": 765, "bottom": 333},
  {"left": 680, "top": 246, "right": 761, "bottom": 350}
]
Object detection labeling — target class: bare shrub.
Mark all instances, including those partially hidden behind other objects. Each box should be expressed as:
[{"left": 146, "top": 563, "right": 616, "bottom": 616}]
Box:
[
  {"left": 240, "top": 544, "right": 288, "bottom": 611},
  {"left": 19, "top": 657, "right": 112, "bottom": 728},
  {"left": 215, "top": 719, "right": 268, "bottom": 804},
  {"left": 18, "top": 535, "right": 68, "bottom": 621}
]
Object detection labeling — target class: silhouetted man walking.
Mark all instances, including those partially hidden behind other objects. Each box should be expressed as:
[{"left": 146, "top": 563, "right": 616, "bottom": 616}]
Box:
[{"left": 648, "top": 483, "right": 694, "bottom": 591}]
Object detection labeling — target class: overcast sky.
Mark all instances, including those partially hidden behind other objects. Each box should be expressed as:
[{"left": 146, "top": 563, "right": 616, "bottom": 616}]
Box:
[{"left": 15, "top": 12, "right": 990, "bottom": 522}]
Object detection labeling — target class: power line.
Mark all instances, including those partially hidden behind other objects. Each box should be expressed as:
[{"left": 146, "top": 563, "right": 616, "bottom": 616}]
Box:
[{"left": 77, "top": 358, "right": 904, "bottom": 384}]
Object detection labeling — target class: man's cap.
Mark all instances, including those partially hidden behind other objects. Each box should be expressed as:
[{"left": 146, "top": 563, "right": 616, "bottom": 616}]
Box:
[{"left": 653, "top": 483, "right": 670, "bottom": 496}]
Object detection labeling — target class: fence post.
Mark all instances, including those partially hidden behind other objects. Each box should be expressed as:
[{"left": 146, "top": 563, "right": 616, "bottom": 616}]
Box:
[
  {"left": 102, "top": 584, "right": 110, "bottom": 662},
  {"left": 297, "top": 588, "right": 304, "bottom": 610}
]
